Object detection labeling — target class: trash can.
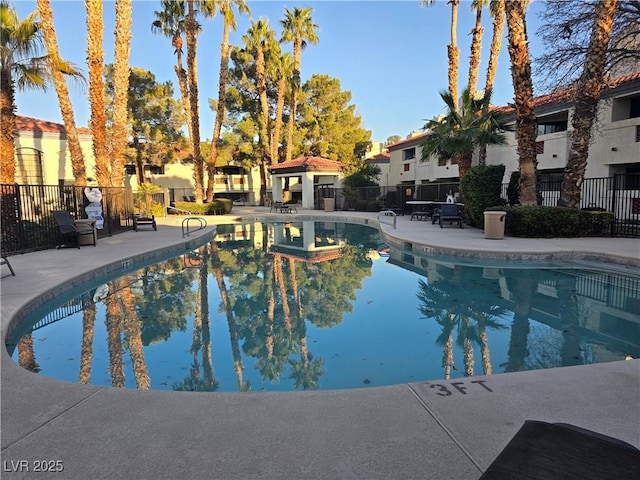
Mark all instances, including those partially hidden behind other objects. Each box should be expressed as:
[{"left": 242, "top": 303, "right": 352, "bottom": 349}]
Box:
[
  {"left": 324, "top": 197, "right": 335, "bottom": 212},
  {"left": 484, "top": 211, "right": 506, "bottom": 239}
]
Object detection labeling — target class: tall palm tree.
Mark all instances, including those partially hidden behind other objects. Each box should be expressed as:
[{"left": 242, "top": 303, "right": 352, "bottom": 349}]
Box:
[
  {"left": 1, "top": 1, "right": 47, "bottom": 184},
  {"left": 152, "top": 0, "right": 193, "bottom": 147},
  {"left": 280, "top": 6, "right": 319, "bottom": 163},
  {"left": 205, "top": 0, "right": 250, "bottom": 202},
  {"left": 420, "top": 88, "right": 508, "bottom": 180},
  {"left": 505, "top": 0, "right": 538, "bottom": 206},
  {"left": 185, "top": 0, "right": 204, "bottom": 202},
  {"left": 558, "top": 0, "right": 619, "bottom": 208},
  {"left": 36, "top": 0, "right": 86, "bottom": 185},
  {"left": 85, "top": 0, "right": 110, "bottom": 186},
  {"left": 109, "top": 0, "right": 132, "bottom": 188},
  {"left": 468, "top": 0, "right": 488, "bottom": 95},
  {"left": 271, "top": 51, "right": 292, "bottom": 164},
  {"left": 479, "top": 0, "right": 506, "bottom": 165}
]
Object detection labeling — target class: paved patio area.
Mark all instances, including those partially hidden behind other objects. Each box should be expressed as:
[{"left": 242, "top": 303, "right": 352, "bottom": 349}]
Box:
[{"left": 1, "top": 207, "right": 639, "bottom": 479}]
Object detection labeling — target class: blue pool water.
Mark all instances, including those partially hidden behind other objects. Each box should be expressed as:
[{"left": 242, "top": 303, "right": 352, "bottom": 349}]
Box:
[{"left": 7, "top": 220, "right": 640, "bottom": 392}]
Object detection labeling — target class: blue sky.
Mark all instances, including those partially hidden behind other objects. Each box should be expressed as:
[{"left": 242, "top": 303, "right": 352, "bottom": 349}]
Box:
[{"left": 13, "top": 0, "right": 546, "bottom": 143}]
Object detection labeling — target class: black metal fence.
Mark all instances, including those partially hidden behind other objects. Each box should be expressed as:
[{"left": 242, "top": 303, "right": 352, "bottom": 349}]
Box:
[{"left": 1, "top": 184, "right": 135, "bottom": 255}]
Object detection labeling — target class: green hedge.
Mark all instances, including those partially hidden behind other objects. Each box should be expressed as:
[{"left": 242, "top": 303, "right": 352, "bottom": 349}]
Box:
[
  {"left": 460, "top": 164, "right": 505, "bottom": 228},
  {"left": 485, "top": 205, "right": 614, "bottom": 237},
  {"left": 174, "top": 198, "right": 233, "bottom": 215}
]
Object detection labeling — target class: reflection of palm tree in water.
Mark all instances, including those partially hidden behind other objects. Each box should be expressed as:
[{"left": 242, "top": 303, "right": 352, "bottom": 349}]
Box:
[
  {"left": 104, "top": 287, "right": 125, "bottom": 387},
  {"left": 120, "top": 282, "right": 151, "bottom": 390},
  {"left": 210, "top": 241, "right": 247, "bottom": 391},
  {"left": 504, "top": 274, "right": 534, "bottom": 372},
  {"left": 79, "top": 300, "right": 96, "bottom": 384},
  {"left": 417, "top": 267, "right": 506, "bottom": 378},
  {"left": 17, "top": 334, "right": 40, "bottom": 373},
  {"left": 273, "top": 254, "right": 292, "bottom": 331}
]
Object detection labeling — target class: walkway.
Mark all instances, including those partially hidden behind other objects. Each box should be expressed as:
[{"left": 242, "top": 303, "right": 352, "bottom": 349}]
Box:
[{"left": 1, "top": 207, "right": 638, "bottom": 479}]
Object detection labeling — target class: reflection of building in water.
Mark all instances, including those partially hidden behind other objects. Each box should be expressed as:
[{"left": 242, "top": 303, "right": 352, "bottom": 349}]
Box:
[
  {"left": 386, "top": 248, "right": 640, "bottom": 355},
  {"left": 268, "top": 221, "right": 345, "bottom": 263}
]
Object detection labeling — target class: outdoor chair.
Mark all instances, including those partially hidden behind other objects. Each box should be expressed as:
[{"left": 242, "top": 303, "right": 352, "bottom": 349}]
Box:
[
  {"left": 53, "top": 210, "right": 97, "bottom": 248},
  {"left": 270, "top": 201, "right": 285, "bottom": 213},
  {"left": 1, "top": 255, "right": 15, "bottom": 277},
  {"left": 133, "top": 213, "right": 157, "bottom": 231},
  {"left": 436, "top": 203, "right": 463, "bottom": 229}
]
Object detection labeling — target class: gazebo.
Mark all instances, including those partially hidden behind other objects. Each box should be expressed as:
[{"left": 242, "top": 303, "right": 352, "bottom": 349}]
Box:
[{"left": 268, "top": 156, "right": 343, "bottom": 209}]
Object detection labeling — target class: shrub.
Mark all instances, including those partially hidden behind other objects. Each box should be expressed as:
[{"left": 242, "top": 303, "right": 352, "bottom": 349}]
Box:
[
  {"left": 173, "top": 198, "right": 232, "bottom": 215},
  {"left": 486, "top": 205, "right": 614, "bottom": 237},
  {"left": 460, "top": 164, "right": 505, "bottom": 228}
]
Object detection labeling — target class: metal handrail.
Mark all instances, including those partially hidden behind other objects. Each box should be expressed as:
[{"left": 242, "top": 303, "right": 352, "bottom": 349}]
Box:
[
  {"left": 377, "top": 210, "right": 397, "bottom": 229},
  {"left": 182, "top": 217, "right": 207, "bottom": 237}
]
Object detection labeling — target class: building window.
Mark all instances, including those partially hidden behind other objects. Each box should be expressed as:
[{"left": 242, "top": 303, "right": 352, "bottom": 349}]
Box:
[
  {"left": 537, "top": 122, "right": 567, "bottom": 135},
  {"left": 636, "top": 125, "right": 640, "bottom": 142},
  {"left": 403, "top": 148, "right": 416, "bottom": 160},
  {"left": 403, "top": 163, "right": 410, "bottom": 172},
  {"left": 145, "top": 165, "right": 164, "bottom": 175},
  {"left": 612, "top": 94, "right": 640, "bottom": 121},
  {"left": 125, "top": 164, "right": 136, "bottom": 175}
]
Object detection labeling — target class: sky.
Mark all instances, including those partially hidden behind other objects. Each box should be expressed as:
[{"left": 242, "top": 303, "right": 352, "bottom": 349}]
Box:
[{"left": 13, "top": 0, "right": 547, "bottom": 144}]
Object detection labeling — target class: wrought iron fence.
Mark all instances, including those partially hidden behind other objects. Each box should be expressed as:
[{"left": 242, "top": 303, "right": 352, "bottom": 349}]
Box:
[{"left": 1, "top": 184, "right": 135, "bottom": 255}]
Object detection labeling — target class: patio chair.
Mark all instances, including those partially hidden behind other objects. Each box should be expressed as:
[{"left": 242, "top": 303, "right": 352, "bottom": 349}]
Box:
[
  {"left": 1, "top": 255, "right": 15, "bottom": 276},
  {"left": 437, "top": 203, "right": 463, "bottom": 229},
  {"left": 53, "top": 210, "right": 97, "bottom": 248},
  {"left": 271, "top": 201, "right": 285, "bottom": 213}
]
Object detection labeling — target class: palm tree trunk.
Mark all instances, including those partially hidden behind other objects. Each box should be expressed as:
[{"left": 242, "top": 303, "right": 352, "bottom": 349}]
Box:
[
  {"left": 558, "top": 0, "right": 618, "bottom": 208},
  {"left": 273, "top": 75, "right": 286, "bottom": 163},
  {"left": 448, "top": 0, "right": 460, "bottom": 113},
  {"left": 17, "top": 334, "right": 40, "bottom": 373},
  {"left": 505, "top": 0, "right": 537, "bottom": 206},
  {"left": 186, "top": 0, "right": 204, "bottom": 203},
  {"left": 468, "top": 3, "right": 484, "bottom": 95},
  {"left": 85, "top": 0, "right": 110, "bottom": 186},
  {"left": 110, "top": 0, "right": 132, "bottom": 188},
  {"left": 285, "top": 39, "right": 302, "bottom": 163},
  {"left": 479, "top": 323, "right": 493, "bottom": 375},
  {"left": 105, "top": 292, "right": 125, "bottom": 387},
  {"left": 173, "top": 34, "right": 194, "bottom": 148},
  {"left": 273, "top": 254, "right": 292, "bottom": 331},
  {"left": 120, "top": 284, "right": 150, "bottom": 390},
  {"left": 37, "top": 0, "right": 87, "bottom": 186},
  {"left": 206, "top": 20, "right": 231, "bottom": 202}
]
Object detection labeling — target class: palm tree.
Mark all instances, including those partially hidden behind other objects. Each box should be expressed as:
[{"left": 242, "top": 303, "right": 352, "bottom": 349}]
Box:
[
  {"left": 109, "top": 0, "right": 132, "bottom": 188},
  {"left": 36, "top": 0, "right": 86, "bottom": 185},
  {"left": 504, "top": 0, "right": 538, "bottom": 206},
  {"left": 479, "top": 0, "right": 505, "bottom": 165},
  {"left": 420, "top": 87, "right": 508, "bottom": 180},
  {"left": 205, "top": 0, "right": 250, "bottom": 202},
  {"left": 152, "top": 0, "right": 193, "bottom": 147},
  {"left": 1, "top": 1, "right": 47, "bottom": 184},
  {"left": 468, "top": 0, "right": 488, "bottom": 95},
  {"left": 185, "top": 0, "right": 204, "bottom": 202},
  {"left": 280, "top": 6, "right": 319, "bottom": 163},
  {"left": 85, "top": 0, "right": 110, "bottom": 186},
  {"left": 558, "top": 0, "right": 619, "bottom": 208},
  {"left": 271, "top": 51, "right": 292, "bottom": 164}
]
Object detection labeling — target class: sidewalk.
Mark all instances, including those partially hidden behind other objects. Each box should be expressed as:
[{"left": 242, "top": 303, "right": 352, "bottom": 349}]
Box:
[{"left": 1, "top": 208, "right": 638, "bottom": 479}]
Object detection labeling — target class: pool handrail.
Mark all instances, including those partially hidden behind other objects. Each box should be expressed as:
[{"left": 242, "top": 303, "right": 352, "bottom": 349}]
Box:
[
  {"left": 182, "top": 216, "right": 207, "bottom": 237},
  {"left": 377, "top": 210, "right": 397, "bottom": 229}
]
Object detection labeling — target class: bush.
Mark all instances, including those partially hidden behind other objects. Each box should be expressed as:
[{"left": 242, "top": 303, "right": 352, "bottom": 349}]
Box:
[
  {"left": 173, "top": 198, "right": 233, "bottom": 215},
  {"left": 460, "top": 164, "right": 505, "bottom": 228},
  {"left": 355, "top": 200, "right": 382, "bottom": 212},
  {"left": 486, "top": 205, "right": 614, "bottom": 237}
]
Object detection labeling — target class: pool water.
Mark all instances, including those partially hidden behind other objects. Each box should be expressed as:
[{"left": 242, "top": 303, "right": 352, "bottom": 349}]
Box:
[{"left": 7, "top": 220, "right": 640, "bottom": 392}]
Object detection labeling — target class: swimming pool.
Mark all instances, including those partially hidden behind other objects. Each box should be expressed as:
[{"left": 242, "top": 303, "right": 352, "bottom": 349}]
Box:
[{"left": 7, "top": 220, "right": 640, "bottom": 392}]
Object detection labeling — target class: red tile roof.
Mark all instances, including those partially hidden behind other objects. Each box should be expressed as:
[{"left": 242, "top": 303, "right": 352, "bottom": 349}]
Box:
[
  {"left": 386, "top": 132, "right": 430, "bottom": 150},
  {"left": 367, "top": 152, "right": 391, "bottom": 162},
  {"left": 268, "top": 156, "right": 342, "bottom": 172},
  {"left": 16, "top": 115, "right": 91, "bottom": 135}
]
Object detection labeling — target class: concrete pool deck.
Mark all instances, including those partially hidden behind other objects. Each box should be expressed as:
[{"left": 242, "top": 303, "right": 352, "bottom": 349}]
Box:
[{"left": 1, "top": 207, "right": 639, "bottom": 479}]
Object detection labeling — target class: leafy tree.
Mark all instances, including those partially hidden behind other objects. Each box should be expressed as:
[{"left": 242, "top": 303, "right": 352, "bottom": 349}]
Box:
[
  {"left": 385, "top": 135, "right": 401, "bottom": 146},
  {"left": 298, "top": 74, "right": 372, "bottom": 174},
  {"left": 343, "top": 163, "right": 381, "bottom": 189},
  {"left": 105, "top": 66, "right": 187, "bottom": 185}
]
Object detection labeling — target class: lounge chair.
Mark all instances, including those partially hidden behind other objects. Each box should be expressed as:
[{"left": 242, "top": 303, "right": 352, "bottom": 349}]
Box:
[
  {"left": 53, "top": 210, "right": 97, "bottom": 248},
  {"left": 133, "top": 213, "right": 157, "bottom": 231},
  {"left": 1, "top": 255, "right": 15, "bottom": 276},
  {"left": 436, "top": 204, "right": 463, "bottom": 229}
]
